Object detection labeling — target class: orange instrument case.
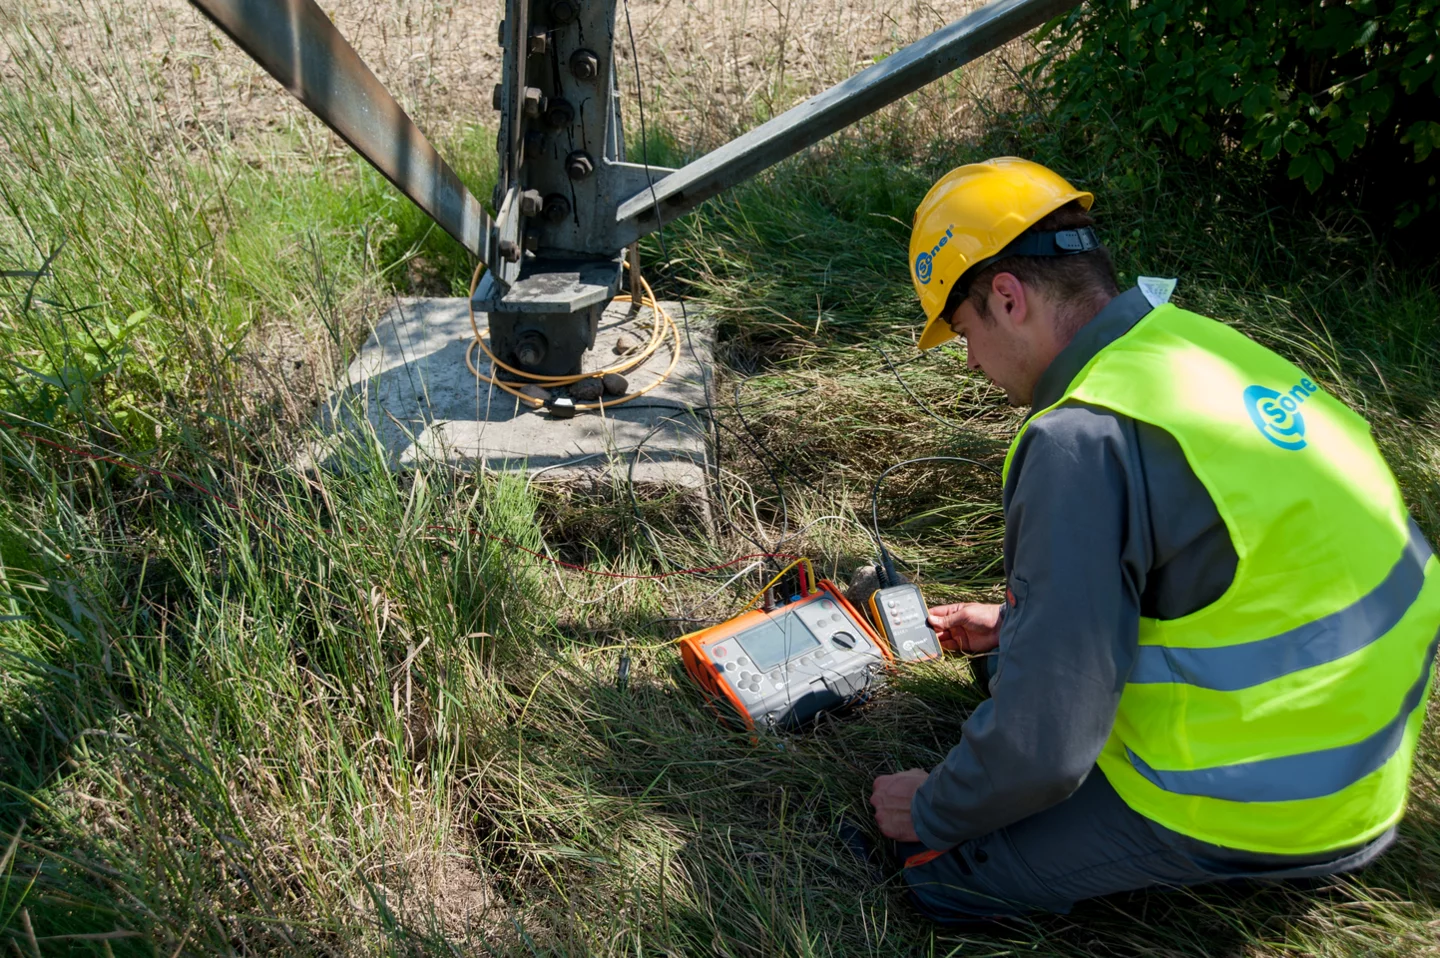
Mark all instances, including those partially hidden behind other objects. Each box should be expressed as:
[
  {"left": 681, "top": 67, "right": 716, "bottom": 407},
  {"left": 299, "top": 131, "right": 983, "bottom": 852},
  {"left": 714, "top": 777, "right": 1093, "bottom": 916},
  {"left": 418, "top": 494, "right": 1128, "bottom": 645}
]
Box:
[{"left": 678, "top": 579, "right": 894, "bottom": 730}]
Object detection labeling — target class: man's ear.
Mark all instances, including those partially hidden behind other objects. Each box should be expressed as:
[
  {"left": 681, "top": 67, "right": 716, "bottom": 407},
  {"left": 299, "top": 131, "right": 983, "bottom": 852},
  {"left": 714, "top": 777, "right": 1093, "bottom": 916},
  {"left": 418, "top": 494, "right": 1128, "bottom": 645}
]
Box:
[{"left": 988, "top": 272, "right": 1028, "bottom": 327}]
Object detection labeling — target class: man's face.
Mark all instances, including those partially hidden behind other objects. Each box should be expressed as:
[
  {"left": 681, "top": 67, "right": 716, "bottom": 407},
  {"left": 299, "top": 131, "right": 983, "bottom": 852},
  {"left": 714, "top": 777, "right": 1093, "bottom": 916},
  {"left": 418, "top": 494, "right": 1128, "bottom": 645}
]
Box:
[{"left": 947, "top": 290, "right": 1036, "bottom": 406}]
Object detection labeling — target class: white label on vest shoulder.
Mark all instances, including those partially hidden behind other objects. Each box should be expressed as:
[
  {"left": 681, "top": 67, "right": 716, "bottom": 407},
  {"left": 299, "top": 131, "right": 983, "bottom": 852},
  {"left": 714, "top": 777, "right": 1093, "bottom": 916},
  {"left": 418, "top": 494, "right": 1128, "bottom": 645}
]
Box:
[{"left": 1138, "top": 276, "right": 1178, "bottom": 307}]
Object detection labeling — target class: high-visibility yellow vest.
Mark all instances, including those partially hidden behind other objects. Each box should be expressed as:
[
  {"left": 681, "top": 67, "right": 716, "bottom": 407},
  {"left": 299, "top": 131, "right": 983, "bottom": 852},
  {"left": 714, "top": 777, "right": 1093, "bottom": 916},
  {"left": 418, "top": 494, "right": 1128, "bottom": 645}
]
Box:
[{"left": 1003, "top": 303, "right": 1440, "bottom": 855}]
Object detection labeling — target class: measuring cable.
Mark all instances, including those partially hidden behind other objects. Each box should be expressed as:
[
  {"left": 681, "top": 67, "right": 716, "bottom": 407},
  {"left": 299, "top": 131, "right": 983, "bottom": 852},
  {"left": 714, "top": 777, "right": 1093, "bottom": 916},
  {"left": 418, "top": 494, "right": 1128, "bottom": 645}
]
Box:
[{"left": 869, "top": 455, "right": 1001, "bottom": 587}]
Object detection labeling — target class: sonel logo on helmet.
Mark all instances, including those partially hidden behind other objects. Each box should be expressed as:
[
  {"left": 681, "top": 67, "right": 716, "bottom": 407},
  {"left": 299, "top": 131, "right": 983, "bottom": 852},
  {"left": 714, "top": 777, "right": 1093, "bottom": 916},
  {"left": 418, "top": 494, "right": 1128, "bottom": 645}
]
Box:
[
  {"left": 1243, "top": 379, "right": 1318, "bottom": 450},
  {"left": 914, "top": 226, "right": 954, "bottom": 285}
]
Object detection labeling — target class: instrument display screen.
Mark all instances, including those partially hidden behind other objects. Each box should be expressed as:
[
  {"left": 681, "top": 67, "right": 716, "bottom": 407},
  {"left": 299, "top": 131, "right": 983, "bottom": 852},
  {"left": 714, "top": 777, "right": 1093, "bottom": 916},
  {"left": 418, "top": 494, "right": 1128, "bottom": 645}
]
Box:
[{"left": 735, "top": 613, "right": 822, "bottom": 671}]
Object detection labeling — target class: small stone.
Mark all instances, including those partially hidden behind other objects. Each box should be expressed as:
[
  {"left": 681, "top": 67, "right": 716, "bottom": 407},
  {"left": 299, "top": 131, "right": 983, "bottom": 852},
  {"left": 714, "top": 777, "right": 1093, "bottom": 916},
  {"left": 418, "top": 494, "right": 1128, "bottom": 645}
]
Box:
[
  {"left": 602, "top": 373, "right": 628, "bottom": 396},
  {"left": 570, "top": 377, "right": 604, "bottom": 402},
  {"left": 519, "top": 384, "right": 550, "bottom": 402},
  {"left": 612, "top": 334, "right": 640, "bottom": 356},
  {"left": 844, "top": 565, "right": 882, "bottom": 614}
]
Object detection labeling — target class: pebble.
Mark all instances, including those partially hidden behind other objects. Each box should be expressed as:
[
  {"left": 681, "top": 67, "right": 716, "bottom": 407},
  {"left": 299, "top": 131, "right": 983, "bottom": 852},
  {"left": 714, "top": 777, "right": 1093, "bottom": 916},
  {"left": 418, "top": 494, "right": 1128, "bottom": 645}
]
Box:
[
  {"left": 612, "top": 334, "right": 640, "bottom": 356},
  {"left": 602, "top": 373, "right": 628, "bottom": 396},
  {"left": 570, "top": 377, "right": 604, "bottom": 402},
  {"left": 519, "top": 384, "right": 550, "bottom": 403}
]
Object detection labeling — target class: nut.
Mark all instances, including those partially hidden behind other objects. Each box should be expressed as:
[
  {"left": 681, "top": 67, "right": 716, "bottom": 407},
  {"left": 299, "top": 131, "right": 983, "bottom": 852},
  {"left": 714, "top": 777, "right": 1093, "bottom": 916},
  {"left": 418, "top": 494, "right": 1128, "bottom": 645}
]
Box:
[
  {"left": 519, "top": 384, "right": 550, "bottom": 402},
  {"left": 519, "top": 189, "right": 543, "bottom": 217},
  {"left": 526, "top": 28, "right": 548, "bottom": 55},
  {"left": 570, "top": 377, "right": 604, "bottom": 402},
  {"left": 612, "top": 333, "right": 640, "bottom": 356},
  {"left": 492, "top": 83, "right": 503, "bottom": 111},
  {"left": 498, "top": 240, "right": 521, "bottom": 263},
  {"left": 549, "top": 0, "right": 578, "bottom": 24},
  {"left": 497, "top": 19, "right": 506, "bottom": 46},
  {"left": 544, "top": 97, "right": 575, "bottom": 128},
  {"left": 521, "top": 86, "right": 544, "bottom": 117},
  {"left": 565, "top": 150, "right": 594, "bottom": 180},
  {"left": 602, "top": 373, "right": 628, "bottom": 396},
  {"left": 570, "top": 49, "right": 600, "bottom": 80},
  {"left": 542, "top": 193, "right": 571, "bottom": 224}
]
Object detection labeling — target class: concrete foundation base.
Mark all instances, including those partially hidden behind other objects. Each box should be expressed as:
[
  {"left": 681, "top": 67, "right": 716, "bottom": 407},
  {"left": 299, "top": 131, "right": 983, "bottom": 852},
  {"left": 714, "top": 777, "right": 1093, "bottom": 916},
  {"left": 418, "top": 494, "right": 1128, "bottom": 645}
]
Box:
[{"left": 312, "top": 298, "right": 713, "bottom": 488}]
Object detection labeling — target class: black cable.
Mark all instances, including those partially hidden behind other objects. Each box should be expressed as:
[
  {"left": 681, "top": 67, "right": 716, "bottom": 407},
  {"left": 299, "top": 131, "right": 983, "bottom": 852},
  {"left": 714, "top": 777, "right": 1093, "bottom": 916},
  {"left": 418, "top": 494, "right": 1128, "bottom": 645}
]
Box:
[
  {"left": 869, "top": 455, "right": 1001, "bottom": 586},
  {"left": 618, "top": 8, "right": 796, "bottom": 598},
  {"left": 626, "top": 414, "right": 720, "bottom": 562},
  {"left": 624, "top": 412, "right": 784, "bottom": 560},
  {"left": 619, "top": 0, "right": 722, "bottom": 515},
  {"left": 873, "top": 345, "right": 971, "bottom": 433},
  {"left": 710, "top": 415, "right": 790, "bottom": 546},
  {"left": 617, "top": 4, "right": 1000, "bottom": 604},
  {"left": 731, "top": 376, "right": 818, "bottom": 494}
]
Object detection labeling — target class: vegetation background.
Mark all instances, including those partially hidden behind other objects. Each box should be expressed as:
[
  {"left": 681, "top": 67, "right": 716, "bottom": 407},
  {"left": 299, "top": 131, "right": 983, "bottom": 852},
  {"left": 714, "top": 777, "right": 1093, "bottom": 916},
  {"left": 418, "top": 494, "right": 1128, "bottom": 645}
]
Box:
[{"left": 1, "top": 0, "right": 1437, "bottom": 954}]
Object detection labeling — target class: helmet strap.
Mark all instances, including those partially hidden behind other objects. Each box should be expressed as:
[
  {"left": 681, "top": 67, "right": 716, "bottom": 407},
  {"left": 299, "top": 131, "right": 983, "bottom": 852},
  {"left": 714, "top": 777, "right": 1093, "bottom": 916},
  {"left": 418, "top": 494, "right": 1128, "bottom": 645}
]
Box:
[{"left": 947, "top": 226, "right": 1102, "bottom": 315}]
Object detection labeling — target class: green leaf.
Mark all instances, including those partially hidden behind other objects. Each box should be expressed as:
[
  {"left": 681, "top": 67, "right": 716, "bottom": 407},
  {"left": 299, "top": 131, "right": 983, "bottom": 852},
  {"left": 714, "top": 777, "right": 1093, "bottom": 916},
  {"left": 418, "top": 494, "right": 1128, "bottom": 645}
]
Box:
[
  {"left": 1287, "top": 153, "right": 1325, "bottom": 193},
  {"left": 1402, "top": 120, "right": 1440, "bottom": 162}
]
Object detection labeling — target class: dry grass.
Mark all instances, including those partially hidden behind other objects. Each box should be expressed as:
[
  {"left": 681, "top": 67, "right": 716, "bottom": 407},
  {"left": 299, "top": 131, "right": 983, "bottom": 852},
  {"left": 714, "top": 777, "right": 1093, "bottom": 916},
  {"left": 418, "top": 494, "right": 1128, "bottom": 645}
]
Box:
[{"left": 2, "top": 0, "right": 1017, "bottom": 156}]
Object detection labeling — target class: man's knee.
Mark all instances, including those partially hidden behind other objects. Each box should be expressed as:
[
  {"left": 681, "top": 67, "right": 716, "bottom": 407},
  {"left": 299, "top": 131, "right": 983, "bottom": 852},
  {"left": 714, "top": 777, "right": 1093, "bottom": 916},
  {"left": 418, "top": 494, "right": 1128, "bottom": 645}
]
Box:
[{"left": 900, "top": 835, "right": 1072, "bottom": 922}]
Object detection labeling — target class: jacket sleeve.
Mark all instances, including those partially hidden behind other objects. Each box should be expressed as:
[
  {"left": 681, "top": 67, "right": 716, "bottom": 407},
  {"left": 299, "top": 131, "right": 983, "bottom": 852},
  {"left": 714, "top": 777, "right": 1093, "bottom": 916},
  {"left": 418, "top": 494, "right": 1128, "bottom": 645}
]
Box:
[{"left": 910, "top": 405, "right": 1144, "bottom": 851}]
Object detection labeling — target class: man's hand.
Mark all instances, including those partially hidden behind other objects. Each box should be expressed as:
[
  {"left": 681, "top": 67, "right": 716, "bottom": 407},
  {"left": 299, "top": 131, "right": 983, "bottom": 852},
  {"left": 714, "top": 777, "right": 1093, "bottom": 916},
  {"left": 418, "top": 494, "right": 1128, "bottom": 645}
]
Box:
[
  {"left": 869, "top": 768, "right": 929, "bottom": 842},
  {"left": 927, "top": 601, "right": 1002, "bottom": 654}
]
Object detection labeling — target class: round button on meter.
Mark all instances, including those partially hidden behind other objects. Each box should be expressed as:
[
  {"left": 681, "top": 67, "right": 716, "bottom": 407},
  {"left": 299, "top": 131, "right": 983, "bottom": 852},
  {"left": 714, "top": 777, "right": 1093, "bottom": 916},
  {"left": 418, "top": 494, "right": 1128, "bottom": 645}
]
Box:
[{"left": 831, "top": 631, "right": 857, "bottom": 650}]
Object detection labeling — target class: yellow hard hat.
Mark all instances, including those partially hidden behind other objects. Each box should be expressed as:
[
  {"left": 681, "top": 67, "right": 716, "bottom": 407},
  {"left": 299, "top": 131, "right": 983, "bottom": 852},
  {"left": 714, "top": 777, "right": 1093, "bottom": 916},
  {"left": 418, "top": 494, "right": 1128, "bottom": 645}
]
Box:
[{"left": 910, "top": 157, "right": 1093, "bottom": 350}]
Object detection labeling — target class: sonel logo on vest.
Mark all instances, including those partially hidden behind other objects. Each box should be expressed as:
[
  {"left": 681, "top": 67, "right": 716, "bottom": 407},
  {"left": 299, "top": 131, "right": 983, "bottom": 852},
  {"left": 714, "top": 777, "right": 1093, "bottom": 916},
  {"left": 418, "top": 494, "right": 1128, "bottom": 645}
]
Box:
[
  {"left": 1243, "top": 379, "right": 1319, "bottom": 450},
  {"left": 914, "top": 225, "right": 954, "bottom": 285}
]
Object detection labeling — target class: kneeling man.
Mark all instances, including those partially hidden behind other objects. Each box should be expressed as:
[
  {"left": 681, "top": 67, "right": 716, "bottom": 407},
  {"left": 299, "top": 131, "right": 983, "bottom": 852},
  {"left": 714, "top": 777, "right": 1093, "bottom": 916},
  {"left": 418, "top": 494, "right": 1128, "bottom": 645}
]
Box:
[{"left": 870, "top": 158, "right": 1440, "bottom": 920}]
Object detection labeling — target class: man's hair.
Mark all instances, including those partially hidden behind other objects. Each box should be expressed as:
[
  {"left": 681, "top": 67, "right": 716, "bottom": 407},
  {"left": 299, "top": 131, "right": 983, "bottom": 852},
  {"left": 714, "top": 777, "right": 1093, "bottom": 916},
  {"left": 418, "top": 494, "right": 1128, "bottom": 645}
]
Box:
[{"left": 958, "top": 201, "right": 1118, "bottom": 338}]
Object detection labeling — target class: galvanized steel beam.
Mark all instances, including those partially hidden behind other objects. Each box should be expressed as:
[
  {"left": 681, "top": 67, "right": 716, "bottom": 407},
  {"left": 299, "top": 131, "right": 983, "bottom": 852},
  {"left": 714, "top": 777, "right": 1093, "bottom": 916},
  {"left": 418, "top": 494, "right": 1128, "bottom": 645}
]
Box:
[
  {"left": 188, "top": 0, "right": 494, "bottom": 268},
  {"left": 612, "top": 0, "right": 1079, "bottom": 245}
]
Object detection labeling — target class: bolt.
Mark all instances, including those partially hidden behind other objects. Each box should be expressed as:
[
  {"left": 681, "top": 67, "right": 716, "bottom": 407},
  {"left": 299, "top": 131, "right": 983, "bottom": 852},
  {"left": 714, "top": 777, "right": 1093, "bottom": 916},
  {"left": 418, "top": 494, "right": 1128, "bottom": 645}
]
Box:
[
  {"left": 544, "top": 97, "right": 575, "bottom": 128},
  {"left": 522, "top": 229, "right": 540, "bottom": 253},
  {"left": 515, "top": 333, "right": 546, "bottom": 368},
  {"left": 549, "top": 0, "right": 578, "bottom": 24},
  {"left": 519, "top": 189, "right": 544, "bottom": 217},
  {"left": 497, "top": 19, "right": 506, "bottom": 46},
  {"left": 521, "top": 86, "right": 544, "bottom": 117},
  {"left": 527, "top": 28, "right": 548, "bottom": 55},
  {"left": 565, "top": 150, "right": 594, "bottom": 180},
  {"left": 570, "top": 49, "right": 600, "bottom": 80},
  {"left": 498, "top": 240, "right": 521, "bottom": 263},
  {"left": 542, "top": 193, "right": 571, "bottom": 223},
  {"left": 492, "top": 83, "right": 503, "bottom": 111}
]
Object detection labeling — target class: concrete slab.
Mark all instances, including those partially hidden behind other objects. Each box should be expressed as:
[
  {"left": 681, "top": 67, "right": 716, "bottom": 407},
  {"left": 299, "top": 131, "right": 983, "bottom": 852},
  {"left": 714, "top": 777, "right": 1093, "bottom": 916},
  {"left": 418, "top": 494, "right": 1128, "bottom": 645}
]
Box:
[{"left": 315, "top": 297, "right": 713, "bottom": 486}]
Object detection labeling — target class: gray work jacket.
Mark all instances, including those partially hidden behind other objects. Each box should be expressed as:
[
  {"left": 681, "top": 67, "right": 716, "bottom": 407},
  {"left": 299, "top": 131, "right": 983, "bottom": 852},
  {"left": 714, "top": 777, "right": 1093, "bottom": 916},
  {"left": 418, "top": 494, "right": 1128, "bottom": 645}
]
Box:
[{"left": 910, "top": 287, "right": 1394, "bottom": 868}]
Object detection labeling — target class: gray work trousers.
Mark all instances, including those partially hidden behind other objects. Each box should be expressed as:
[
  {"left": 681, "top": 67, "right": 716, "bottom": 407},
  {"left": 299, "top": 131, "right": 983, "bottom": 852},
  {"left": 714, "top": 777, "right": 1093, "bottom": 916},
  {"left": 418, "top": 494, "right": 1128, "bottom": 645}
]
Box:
[
  {"left": 900, "top": 770, "right": 1389, "bottom": 921},
  {"left": 901, "top": 658, "right": 1393, "bottom": 920}
]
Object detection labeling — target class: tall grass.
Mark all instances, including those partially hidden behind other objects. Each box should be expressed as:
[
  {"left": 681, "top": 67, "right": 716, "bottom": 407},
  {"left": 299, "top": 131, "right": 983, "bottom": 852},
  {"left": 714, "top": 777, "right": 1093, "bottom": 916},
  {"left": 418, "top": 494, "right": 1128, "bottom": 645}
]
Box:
[
  {"left": 2, "top": 0, "right": 1439, "bottom": 954},
  {"left": 0, "top": 3, "right": 496, "bottom": 454}
]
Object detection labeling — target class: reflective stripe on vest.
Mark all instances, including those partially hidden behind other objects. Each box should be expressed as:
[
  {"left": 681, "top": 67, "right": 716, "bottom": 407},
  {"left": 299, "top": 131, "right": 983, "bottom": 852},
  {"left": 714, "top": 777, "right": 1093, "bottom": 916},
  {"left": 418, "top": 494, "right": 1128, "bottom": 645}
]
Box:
[
  {"left": 1128, "top": 521, "right": 1434, "bottom": 692},
  {"left": 1004, "top": 303, "right": 1440, "bottom": 855}
]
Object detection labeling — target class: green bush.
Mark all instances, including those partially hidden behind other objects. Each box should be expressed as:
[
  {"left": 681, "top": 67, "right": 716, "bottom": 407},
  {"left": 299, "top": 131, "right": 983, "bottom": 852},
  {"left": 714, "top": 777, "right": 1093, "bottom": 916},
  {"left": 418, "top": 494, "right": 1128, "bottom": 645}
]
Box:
[{"left": 1034, "top": 0, "right": 1440, "bottom": 224}]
